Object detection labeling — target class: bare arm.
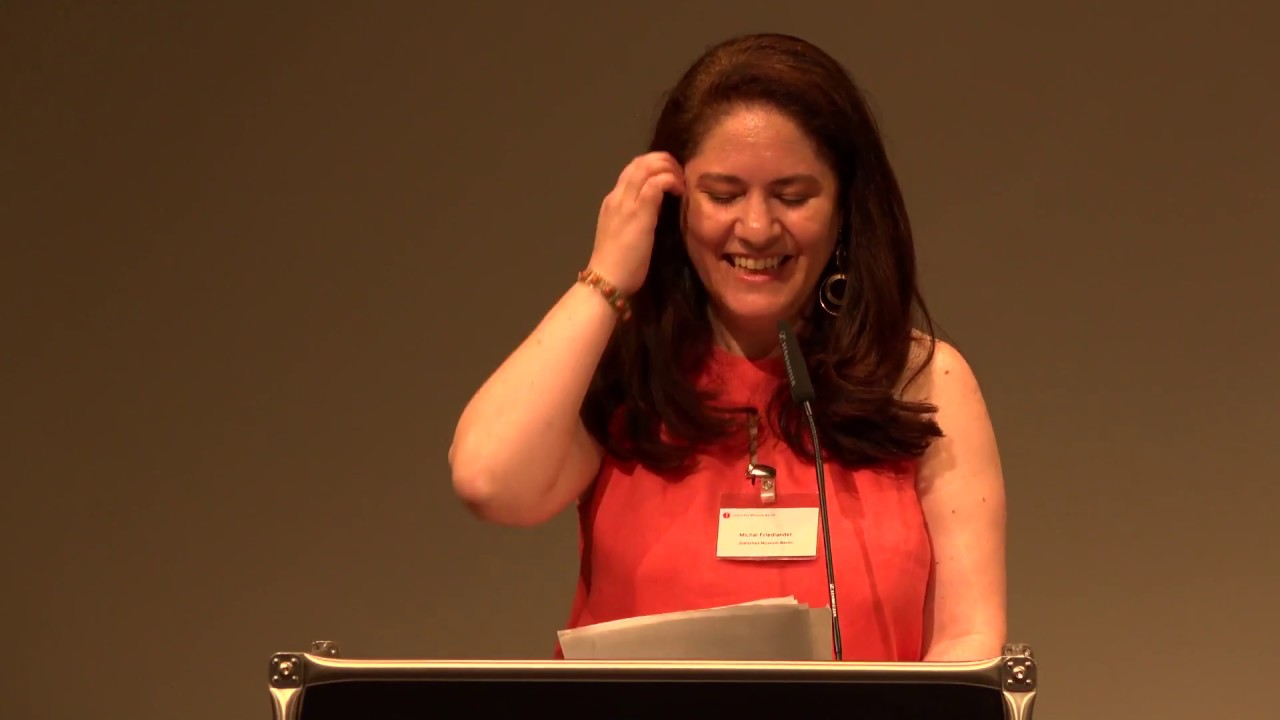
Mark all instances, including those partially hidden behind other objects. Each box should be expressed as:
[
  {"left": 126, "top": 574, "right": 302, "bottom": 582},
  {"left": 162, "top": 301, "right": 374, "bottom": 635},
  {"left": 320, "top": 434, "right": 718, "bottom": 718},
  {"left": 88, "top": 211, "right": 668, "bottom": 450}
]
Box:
[
  {"left": 909, "top": 340, "right": 1008, "bottom": 660},
  {"left": 448, "top": 284, "right": 616, "bottom": 526},
  {"left": 449, "top": 153, "right": 684, "bottom": 526}
]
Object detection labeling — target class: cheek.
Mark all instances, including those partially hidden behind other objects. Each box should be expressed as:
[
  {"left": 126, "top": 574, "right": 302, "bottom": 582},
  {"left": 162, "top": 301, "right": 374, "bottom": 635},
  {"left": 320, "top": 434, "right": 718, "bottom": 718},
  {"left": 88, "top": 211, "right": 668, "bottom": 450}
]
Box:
[
  {"left": 683, "top": 201, "right": 734, "bottom": 248},
  {"left": 791, "top": 221, "right": 836, "bottom": 250},
  {"left": 787, "top": 208, "right": 839, "bottom": 249}
]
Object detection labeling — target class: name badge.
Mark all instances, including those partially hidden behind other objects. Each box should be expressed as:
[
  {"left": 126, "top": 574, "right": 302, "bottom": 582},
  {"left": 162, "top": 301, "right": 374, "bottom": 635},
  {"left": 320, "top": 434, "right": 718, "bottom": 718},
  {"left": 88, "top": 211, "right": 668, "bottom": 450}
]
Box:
[{"left": 716, "top": 493, "right": 819, "bottom": 560}]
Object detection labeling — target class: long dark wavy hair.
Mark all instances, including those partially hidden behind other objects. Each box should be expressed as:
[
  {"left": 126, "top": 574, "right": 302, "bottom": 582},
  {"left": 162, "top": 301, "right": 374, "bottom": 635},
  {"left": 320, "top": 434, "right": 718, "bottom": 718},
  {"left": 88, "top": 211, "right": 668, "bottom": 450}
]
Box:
[{"left": 581, "top": 33, "right": 942, "bottom": 474}]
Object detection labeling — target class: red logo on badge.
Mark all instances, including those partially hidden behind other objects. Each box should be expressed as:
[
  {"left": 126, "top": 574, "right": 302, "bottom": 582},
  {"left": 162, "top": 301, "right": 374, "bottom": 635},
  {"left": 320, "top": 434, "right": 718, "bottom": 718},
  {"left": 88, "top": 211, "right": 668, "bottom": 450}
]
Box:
[{"left": 723, "top": 511, "right": 731, "bottom": 518}]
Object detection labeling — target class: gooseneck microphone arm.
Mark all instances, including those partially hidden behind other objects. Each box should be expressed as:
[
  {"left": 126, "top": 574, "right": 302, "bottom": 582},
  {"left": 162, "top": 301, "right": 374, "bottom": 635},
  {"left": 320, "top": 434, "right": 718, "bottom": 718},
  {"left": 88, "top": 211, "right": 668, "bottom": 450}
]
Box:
[{"left": 777, "top": 320, "right": 843, "bottom": 661}]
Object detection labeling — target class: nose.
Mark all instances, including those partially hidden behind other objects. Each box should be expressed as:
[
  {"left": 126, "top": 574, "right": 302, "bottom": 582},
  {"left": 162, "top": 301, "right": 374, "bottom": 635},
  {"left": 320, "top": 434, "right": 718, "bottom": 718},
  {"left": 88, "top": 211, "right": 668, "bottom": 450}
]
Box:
[{"left": 735, "top": 193, "right": 779, "bottom": 247}]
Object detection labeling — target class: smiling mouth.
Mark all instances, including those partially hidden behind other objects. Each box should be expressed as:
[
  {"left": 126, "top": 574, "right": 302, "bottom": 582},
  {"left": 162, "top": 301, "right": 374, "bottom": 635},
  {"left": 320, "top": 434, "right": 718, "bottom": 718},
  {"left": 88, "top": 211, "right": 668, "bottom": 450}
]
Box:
[{"left": 724, "top": 254, "right": 793, "bottom": 272}]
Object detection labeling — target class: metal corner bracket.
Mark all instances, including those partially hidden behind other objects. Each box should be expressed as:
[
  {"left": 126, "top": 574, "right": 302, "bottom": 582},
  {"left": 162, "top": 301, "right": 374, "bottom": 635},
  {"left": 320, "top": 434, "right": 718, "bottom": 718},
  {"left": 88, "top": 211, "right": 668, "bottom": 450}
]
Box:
[{"left": 1000, "top": 643, "right": 1037, "bottom": 720}]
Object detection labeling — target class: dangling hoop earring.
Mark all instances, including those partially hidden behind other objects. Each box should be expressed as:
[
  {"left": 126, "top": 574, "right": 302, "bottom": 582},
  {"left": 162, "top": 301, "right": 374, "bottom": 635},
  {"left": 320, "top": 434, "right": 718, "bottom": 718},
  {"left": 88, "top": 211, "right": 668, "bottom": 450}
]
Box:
[{"left": 818, "top": 244, "right": 849, "bottom": 317}]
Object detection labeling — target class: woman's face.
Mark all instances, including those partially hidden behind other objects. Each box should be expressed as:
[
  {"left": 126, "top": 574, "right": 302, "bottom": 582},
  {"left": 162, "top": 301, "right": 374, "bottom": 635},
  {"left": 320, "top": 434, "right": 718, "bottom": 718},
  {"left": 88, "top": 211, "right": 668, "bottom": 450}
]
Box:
[{"left": 682, "top": 104, "right": 840, "bottom": 335}]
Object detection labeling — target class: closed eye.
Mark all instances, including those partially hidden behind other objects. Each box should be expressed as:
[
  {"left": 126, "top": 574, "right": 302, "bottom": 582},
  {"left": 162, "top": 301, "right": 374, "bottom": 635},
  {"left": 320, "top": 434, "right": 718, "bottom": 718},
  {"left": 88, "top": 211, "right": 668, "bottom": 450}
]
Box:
[
  {"left": 704, "top": 193, "right": 811, "bottom": 207},
  {"left": 704, "top": 192, "right": 738, "bottom": 204}
]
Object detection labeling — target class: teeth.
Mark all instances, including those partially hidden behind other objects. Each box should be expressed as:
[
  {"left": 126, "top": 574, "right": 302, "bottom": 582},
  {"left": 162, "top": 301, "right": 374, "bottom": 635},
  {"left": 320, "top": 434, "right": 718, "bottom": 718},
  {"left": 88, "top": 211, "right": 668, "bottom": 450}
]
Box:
[{"left": 732, "top": 256, "right": 783, "bottom": 271}]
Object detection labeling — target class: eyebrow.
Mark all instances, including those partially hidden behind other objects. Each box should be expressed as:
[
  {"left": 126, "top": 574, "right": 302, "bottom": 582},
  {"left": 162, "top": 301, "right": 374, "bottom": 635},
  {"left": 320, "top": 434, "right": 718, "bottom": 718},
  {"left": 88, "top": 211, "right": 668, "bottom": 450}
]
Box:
[{"left": 695, "top": 172, "right": 822, "bottom": 188}]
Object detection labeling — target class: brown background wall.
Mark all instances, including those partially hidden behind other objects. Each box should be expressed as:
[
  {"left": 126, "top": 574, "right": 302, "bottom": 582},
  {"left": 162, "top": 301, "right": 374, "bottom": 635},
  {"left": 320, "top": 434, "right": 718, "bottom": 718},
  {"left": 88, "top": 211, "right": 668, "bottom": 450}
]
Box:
[{"left": 2, "top": 2, "right": 1277, "bottom": 718}]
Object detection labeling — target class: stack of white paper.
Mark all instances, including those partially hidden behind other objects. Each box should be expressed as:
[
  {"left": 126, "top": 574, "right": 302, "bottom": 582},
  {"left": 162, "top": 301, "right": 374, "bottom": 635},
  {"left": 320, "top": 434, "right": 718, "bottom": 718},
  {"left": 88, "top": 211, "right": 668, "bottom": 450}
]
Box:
[{"left": 557, "top": 597, "right": 833, "bottom": 661}]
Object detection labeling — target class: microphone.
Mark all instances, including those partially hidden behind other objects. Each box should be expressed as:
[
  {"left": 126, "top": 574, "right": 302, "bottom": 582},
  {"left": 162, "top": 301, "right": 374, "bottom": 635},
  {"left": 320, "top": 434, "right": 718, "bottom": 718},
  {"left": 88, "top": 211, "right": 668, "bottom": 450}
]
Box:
[{"left": 777, "top": 320, "right": 843, "bottom": 661}]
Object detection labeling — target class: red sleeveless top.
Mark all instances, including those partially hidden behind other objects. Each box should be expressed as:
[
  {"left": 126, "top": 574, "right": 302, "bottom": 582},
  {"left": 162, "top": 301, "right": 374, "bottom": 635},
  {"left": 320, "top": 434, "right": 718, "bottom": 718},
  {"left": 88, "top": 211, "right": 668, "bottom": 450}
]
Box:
[{"left": 560, "top": 346, "right": 933, "bottom": 661}]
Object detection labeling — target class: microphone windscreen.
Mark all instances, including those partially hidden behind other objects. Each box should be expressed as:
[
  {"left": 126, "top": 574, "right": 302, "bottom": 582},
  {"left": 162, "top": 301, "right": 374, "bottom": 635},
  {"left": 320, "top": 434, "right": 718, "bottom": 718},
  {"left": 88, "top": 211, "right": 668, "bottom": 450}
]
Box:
[{"left": 777, "top": 320, "right": 816, "bottom": 403}]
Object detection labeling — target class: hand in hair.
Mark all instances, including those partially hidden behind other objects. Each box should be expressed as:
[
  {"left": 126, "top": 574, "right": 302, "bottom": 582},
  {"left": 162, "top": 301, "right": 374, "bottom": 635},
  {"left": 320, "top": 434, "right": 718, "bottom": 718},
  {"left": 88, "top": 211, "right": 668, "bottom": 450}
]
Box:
[{"left": 588, "top": 152, "right": 684, "bottom": 296}]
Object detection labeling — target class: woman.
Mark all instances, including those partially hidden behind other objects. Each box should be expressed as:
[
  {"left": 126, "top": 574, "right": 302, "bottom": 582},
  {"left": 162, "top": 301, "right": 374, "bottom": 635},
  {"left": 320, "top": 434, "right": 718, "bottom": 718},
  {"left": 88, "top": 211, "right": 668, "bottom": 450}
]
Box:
[{"left": 449, "top": 33, "right": 1006, "bottom": 662}]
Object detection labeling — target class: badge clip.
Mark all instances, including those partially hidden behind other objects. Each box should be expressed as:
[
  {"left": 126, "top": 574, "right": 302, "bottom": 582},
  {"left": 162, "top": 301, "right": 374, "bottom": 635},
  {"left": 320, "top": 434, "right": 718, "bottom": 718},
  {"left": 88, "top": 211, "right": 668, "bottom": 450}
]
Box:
[
  {"left": 747, "top": 463, "right": 777, "bottom": 504},
  {"left": 745, "top": 410, "right": 776, "bottom": 503}
]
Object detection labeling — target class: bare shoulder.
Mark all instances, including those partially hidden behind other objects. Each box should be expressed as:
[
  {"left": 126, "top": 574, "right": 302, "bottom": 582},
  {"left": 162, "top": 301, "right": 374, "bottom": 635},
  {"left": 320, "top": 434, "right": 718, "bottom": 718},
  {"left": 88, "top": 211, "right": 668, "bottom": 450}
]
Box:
[
  {"left": 898, "top": 331, "right": 983, "bottom": 407},
  {"left": 899, "top": 330, "right": 1003, "bottom": 502},
  {"left": 898, "top": 331, "right": 1000, "bottom": 489}
]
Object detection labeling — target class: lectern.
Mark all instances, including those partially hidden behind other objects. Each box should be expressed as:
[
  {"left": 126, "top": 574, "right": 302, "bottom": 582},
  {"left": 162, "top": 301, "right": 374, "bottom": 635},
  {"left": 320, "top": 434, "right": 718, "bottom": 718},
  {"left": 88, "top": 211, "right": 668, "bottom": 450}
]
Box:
[{"left": 268, "top": 641, "right": 1036, "bottom": 719}]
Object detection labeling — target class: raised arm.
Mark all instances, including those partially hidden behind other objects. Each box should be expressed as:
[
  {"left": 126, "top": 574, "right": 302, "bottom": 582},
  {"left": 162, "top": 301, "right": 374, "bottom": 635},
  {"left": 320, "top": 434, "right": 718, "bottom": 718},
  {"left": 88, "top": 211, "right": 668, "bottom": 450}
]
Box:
[
  {"left": 910, "top": 339, "right": 1008, "bottom": 660},
  {"left": 448, "top": 152, "right": 684, "bottom": 526}
]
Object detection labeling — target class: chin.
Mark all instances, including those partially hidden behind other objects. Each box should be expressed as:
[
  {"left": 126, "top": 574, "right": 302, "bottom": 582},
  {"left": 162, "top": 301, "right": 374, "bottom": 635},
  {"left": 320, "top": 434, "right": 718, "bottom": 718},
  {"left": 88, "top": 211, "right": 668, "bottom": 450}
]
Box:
[{"left": 713, "top": 297, "right": 796, "bottom": 326}]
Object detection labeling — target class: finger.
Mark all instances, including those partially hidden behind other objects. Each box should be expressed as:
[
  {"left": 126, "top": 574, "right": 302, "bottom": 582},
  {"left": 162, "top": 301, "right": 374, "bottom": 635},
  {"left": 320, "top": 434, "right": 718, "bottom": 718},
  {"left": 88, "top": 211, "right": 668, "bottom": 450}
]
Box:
[
  {"left": 615, "top": 154, "right": 656, "bottom": 201},
  {"left": 662, "top": 168, "right": 685, "bottom": 195},
  {"left": 626, "top": 155, "right": 683, "bottom": 200},
  {"left": 616, "top": 152, "right": 686, "bottom": 199},
  {"left": 638, "top": 171, "right": 683, "bottom": 205},
  {"left": 645, "top": 152, "right": 683, "bottom": 179}
]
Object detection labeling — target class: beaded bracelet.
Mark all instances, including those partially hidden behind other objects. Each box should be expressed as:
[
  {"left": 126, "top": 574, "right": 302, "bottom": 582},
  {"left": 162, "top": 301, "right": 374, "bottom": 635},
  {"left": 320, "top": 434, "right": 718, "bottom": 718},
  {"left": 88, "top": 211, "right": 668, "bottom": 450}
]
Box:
[{"left": 577, "top": 268, "right": 632, "bottom": 321}]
